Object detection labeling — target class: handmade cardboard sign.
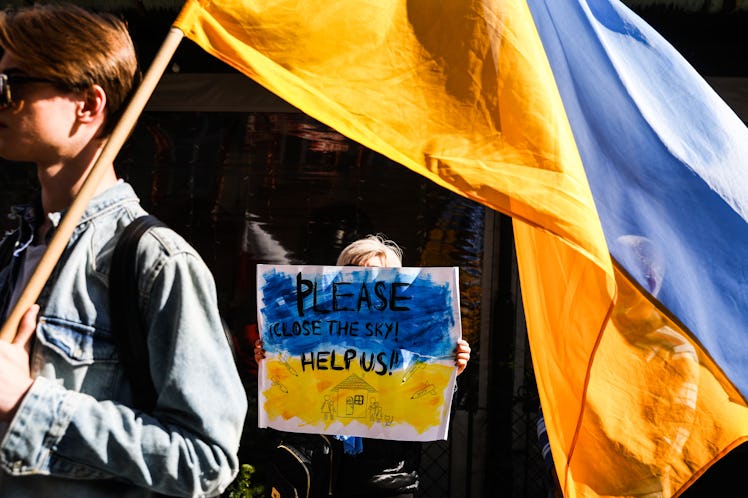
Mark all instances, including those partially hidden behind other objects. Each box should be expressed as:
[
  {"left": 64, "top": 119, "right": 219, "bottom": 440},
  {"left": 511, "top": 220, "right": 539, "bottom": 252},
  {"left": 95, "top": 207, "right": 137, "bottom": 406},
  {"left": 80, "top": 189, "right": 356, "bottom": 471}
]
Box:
[{"left": 256, "top": 264, "right": 461, "bottom": 441}]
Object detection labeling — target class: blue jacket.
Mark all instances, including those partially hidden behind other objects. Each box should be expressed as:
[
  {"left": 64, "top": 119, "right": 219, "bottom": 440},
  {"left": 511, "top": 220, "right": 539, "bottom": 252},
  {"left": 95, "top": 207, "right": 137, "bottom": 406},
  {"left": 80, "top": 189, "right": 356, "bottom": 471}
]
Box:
[{"left": 0, "top": 182, "right": 247, "bottom": 497}]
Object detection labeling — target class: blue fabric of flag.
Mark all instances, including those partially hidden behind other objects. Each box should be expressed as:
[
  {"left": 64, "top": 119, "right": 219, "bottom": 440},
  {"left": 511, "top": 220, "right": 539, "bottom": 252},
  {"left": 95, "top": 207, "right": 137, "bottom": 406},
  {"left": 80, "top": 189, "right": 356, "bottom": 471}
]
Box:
[{"left": 527, "top": 0, "right": 748, "bottom": 397}]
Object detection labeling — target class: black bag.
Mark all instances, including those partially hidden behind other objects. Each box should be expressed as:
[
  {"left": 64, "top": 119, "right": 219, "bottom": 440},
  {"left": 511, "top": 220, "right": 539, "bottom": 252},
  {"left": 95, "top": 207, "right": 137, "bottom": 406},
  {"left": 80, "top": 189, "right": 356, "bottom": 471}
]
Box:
[
  {"left": 267, "top": 433, "right": 335, "bottom": 498},
  {"left": 109, "top": 215, "right": 167, "bottom": 411}
]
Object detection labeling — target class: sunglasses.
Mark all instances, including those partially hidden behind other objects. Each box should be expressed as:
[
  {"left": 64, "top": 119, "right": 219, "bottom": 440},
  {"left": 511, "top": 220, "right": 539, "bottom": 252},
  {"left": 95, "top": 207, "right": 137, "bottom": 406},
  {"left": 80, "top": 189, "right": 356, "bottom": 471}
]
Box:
[{"left": 0, "top": 73, "right": 57, "bottom": 108}]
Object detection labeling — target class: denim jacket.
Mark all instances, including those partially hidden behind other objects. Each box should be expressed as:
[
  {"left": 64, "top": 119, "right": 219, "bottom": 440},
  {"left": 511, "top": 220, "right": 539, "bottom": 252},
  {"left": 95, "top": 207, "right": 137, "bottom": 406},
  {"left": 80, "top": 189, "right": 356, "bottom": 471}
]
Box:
[{"left": 0, "top": 182, "right": 247, "bottom": 497}]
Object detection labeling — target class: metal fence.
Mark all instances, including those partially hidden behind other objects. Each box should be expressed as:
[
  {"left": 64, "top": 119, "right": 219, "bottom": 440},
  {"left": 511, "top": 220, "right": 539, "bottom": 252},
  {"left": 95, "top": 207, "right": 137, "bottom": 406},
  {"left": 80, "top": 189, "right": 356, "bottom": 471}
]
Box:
[{"left": 416, "top": 212, "right": 550, "bottom": 498}]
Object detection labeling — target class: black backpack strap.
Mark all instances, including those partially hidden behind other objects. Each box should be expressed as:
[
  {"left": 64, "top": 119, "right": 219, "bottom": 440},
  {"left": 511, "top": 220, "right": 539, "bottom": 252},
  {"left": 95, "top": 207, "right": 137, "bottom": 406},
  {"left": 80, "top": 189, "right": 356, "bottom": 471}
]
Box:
[
  {"left": 0, "top": 232, "right": 18, "bottom": 314},
  {"left": 109, "top": 215, "right": 167, "bottom": 411}
]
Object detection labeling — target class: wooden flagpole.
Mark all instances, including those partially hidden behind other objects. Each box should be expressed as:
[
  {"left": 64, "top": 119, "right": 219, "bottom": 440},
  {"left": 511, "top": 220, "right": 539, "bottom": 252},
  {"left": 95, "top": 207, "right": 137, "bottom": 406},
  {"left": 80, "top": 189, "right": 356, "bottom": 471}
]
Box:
[{"left": 0, "top": 27, "right": 185, "bottom": 342}]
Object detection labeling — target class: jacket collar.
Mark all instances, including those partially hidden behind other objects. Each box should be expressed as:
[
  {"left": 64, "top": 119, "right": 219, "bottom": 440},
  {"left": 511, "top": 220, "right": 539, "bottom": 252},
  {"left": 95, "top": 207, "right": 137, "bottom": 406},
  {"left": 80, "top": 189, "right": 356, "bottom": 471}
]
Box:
[{"left": 46, "top": 181, "right": 140, "bottom": 230}]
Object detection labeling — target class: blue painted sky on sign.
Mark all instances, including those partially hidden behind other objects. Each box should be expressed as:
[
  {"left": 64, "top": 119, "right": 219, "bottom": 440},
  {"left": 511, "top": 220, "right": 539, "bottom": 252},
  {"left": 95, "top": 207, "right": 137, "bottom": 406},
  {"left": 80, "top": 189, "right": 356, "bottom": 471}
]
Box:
[{"left": 258, "top": 266, "right": 457, "bottom": 359}]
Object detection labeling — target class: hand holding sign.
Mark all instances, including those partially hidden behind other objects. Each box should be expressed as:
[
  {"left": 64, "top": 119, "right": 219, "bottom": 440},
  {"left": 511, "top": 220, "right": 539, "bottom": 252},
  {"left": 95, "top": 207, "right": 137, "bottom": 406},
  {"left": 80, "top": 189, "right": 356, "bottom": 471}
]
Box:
[{"left": 256, "top": 264, "right": 462, "bottom": 441}]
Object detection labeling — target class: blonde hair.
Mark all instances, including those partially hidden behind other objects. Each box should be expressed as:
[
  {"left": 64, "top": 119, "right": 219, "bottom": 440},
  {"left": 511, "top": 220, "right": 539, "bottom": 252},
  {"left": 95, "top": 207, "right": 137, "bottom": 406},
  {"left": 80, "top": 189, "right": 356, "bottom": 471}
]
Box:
[{"left": 336, "top": 234, "right": 403, "bottom": 267}]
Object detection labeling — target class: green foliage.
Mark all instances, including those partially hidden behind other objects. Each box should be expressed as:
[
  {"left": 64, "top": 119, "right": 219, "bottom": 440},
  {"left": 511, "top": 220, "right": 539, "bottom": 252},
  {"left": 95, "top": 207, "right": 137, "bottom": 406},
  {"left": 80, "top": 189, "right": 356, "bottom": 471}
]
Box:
[{"left": 225, "top": 464, "right": 265, "bottom": 498}]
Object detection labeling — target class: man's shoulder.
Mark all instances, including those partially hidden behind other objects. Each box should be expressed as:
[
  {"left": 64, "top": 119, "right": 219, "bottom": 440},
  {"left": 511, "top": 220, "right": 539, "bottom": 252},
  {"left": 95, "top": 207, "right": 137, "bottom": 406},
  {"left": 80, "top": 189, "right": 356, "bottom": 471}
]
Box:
[
  {"left": 123, "top": 219, "right": 209, "bottom": 286},
  {"left": 135, "top": 223, "right": 199, "bottom": 260}
]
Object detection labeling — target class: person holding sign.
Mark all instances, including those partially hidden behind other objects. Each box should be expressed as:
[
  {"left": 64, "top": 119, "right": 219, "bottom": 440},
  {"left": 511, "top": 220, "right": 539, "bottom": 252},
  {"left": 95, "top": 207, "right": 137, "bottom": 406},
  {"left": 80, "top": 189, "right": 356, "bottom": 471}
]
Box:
[
  {"left": 255, "top": 234, "right": 471, "bottom": 497},
  {"left": 0, "top": 4, "right": 246, "bottom": 496}
]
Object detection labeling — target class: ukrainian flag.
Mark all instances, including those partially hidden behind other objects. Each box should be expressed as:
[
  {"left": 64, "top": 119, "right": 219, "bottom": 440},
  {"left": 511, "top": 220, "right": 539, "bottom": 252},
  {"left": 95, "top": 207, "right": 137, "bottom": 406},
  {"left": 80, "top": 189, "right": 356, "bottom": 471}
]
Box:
[{"left": 173, "top": 1, "right": 748, "bottom": 496}]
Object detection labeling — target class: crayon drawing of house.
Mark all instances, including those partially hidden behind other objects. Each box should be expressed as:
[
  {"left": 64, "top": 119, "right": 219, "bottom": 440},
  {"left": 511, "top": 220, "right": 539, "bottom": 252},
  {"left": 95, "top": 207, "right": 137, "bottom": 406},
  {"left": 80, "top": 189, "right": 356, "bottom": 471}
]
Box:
[{"left": 331, "top": 374, "right": 377, "bottom": 419}]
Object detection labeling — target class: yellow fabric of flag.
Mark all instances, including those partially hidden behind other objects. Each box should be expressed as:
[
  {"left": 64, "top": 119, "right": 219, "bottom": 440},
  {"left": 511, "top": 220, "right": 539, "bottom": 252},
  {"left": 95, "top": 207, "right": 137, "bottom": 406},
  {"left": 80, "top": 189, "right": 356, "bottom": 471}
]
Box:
[
  {"left": 518, "top": 222, "right": 748, "bottom": 496},
  {"left": 174, "top": 0, "right": 607, "bottom": 268},
  {"left": 174, "top": 1, "right": 748, "bottom": 496}
]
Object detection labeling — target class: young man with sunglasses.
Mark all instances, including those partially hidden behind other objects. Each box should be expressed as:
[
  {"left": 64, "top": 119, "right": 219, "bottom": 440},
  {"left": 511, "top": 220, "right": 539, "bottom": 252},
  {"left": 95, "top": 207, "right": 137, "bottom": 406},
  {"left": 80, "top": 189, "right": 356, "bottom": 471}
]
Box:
[{"left": 0, "top": 4, "right": 246, "bottom": 497}]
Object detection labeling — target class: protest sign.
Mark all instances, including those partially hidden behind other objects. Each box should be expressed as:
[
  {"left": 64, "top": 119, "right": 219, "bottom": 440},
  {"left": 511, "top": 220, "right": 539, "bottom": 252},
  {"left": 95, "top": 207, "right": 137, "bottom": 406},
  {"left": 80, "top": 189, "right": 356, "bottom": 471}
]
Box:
[{"left": 256, "top": 264, "right": 461, "bottom": 441}]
